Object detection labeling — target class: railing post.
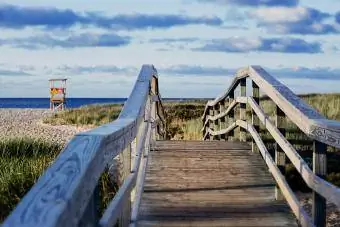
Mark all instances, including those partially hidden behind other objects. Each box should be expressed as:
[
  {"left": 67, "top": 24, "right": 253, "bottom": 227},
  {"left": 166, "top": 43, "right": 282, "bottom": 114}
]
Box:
[
  {"left": 219, "top": 100, "right": 226, "bottom": 141},
  {"left": 209, "top": 107, "right": 214, "bottom": 141},
  {"left": 228, "top": 93, "right": 235, "bottom": 141},
  {"left": 78, "top": 186, "right": 99, "bottom": 227},
  {"left": 214, "top": 104, "right": 220, "bottom": 140},
  {"left": 275, "top": 106, "right": 286, "bottom": 200},
  {"left": 252, "top": 81, "right": 260, "bottom": 153},
  {"left": 119, "top": 143, "right": 132, "bottom": 227},
  {"left": 312, "top": 140, "right": 327, "bottom": 227},
  {"left": 240, "top": 78, "right": 247, "bottom": 142},
  {"left": 202, "top": 115, "right": 207, "bottom": 140}
]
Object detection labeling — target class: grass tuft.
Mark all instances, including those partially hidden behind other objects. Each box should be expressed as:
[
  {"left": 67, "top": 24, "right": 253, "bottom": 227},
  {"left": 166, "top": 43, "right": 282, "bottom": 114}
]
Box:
[{"left": 43, "top": 104, "right": 122, "bottom": 126}]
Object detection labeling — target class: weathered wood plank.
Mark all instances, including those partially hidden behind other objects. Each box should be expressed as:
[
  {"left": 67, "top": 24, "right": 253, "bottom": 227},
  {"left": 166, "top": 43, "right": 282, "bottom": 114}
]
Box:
[
  {"left": 237, "top": 120, "right": 313, "bottom": 227},
  {"left": 219, "top": 100, "right": 226, "bottom": 140},
  {"left": 247, "top": 97, "right": 340, "bottom": 208},
  {"left": 275, "top": 105, "right": 286, "bottom": 201},
  {"left": 119, "top": 65, "right": 157, "bottom": 119},
  {"left": 202, "top": 65, "right": 340, "bottom": 148},
  {"left": 240, "top": 78, "right": 247, "bottom": 142},
  {"left": 252, "top": 80, "right": 260, "bottom": 153},
  {"left": 214, "top": 104, "right": 220, "bottom": 140},
  {"left": 119, "top": 143, "right": 132, "bottom": 227},
  {"left": 228, "top": 92, "right": 235, "bottom": 141},
  {"left": 202, "top": 99, "right": 237, "bottom": 128},
  {"left": 138, "top": 141, "right": 298, "bottom": 227},
  {"left": 312, "top": 141, "right": 327, "bottom": 227},
  {"left": 3, "top": 65, "right": 165, "bottom": 227}
]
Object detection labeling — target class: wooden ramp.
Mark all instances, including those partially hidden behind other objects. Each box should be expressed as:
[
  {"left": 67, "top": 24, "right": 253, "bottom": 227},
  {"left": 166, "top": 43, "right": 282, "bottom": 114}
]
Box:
[{"left": 137, "top": 141, "right": 298, "bottom": 227}]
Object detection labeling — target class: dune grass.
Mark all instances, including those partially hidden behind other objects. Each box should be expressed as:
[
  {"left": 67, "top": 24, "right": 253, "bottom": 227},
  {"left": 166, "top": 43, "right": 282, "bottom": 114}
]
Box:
[
  {"left": 0, "top": 137, "right": 117, "bottom": 221},
  {"left": 2, "top": 93, "right": 340, "bottom": 221},
  {"left": 43, "top": 104, "right": 122, "bottom": 126},
  {"left": 0, "top": 137, "right": 62, "bottom": 221}
]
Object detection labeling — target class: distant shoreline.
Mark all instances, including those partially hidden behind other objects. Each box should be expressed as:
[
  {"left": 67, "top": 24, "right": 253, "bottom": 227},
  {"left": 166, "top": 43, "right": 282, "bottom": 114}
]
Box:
[{"left": 0, "top": 97, "right": 210, "bottom": 109}]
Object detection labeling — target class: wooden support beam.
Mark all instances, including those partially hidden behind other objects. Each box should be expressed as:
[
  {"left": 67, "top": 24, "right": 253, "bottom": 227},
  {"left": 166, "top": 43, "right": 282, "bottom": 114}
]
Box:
[
  {"left": 239, "top": 78, "right": 246, "bottom": 142},
  {"left": 209, "top": 107, "right": 214, "bottom": 141},
  {"left": 119, "top": 143, "right": 132, "bottom": 227},
  {"left": 252, "top": 81, "right": 260, "bottom": 153},
  {"left": 219, "top": 100, "right": 226, "bottom": 141},
  {"left": 312, "top": 140, "right": 327, "bottom": 227},
  {"left": 228, "top": 93, "right": 235, "bottom": 141},
  {"left": 275, "top": 106, "right": 286, "bottom": 201},
  {"left": 78, "top": 186, "right": 99, "bottom": 227},
  {"left": 214, "top": 104, "right": 220, "bottom": 140}
]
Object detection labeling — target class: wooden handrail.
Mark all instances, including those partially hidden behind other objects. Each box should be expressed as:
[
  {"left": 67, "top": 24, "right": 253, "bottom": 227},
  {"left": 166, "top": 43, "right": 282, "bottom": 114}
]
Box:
[
  {"left": 237, "top": 120, "right": 314, "bottom": 227},
  {"left": 203, "top": 65, "right": 340, "bottom": 149},
  {"left": 3, "top": 65, "right": 166, "bottom": 227},
  {"left": 202, "top": 65, "right": 340, "bottom": 227}
]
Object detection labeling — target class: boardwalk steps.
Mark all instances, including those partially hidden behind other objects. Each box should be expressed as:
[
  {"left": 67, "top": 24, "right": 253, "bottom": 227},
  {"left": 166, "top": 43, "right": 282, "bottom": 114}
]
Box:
[
  {"left": 138, "top": 141, "right": 298, "bottom": 226},
  {"left": 4, "top": 65, "right": 340, "bottom": 227}
]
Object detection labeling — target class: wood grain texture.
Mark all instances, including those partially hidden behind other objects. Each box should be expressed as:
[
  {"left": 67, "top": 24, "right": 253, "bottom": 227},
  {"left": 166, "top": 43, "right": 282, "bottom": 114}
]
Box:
[
  {"left": 247, "top": 97, "right": 340, "bottom": 209},
  {"left": 312, "top": 140, "right": 327, "bottom": 227},
  {"left": 3, "top": 65, "right": 165, "bottom": 227},
  {"left": 137, "top": 141, "right": 298, "bottom": 227},
  {"left": 252, "top": 80, "right": 260, "bottom": 153},
  {"left": 275, "top": 105, "right": 286, "bottom": 201},
  {"left": 240, "top": 78, "right": 247, "bottom": 142},
  {"left": 236, "top": 120, "right": 313, "bottom": 227},
  {"left": 202, "top": 65, "right": 340, "bottom": 148},
  {"left": 202, "top": 99, "right": 237, "bottom": 129}
]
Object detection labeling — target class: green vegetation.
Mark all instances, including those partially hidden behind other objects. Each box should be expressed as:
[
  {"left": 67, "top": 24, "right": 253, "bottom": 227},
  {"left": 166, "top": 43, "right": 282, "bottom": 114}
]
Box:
[
  {"left": 1, "top": 93, "right": 340, "bottom": 221},
  {"left": 0, "top": 137, "right": 62, "bottom": 221},
  {"left": 164, "top": 101, "right": 205, "bottom": 140},
  {"left": 43, "top": 104, "right": 122, "bottom": 126},
  {"left": 0, "top": 137, "right": 117, "bottom": 221}
]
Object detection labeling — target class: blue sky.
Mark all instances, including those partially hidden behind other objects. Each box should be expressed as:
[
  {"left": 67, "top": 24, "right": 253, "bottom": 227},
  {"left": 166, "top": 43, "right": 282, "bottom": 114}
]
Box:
[{"left": 0, "top": 0, "right": 339, "bottom": 98}]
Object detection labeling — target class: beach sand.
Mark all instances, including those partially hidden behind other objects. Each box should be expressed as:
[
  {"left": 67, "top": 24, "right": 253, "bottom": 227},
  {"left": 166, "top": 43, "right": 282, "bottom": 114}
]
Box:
[{"left": 0, "top": 108, "right": 92, "bottom": 145}]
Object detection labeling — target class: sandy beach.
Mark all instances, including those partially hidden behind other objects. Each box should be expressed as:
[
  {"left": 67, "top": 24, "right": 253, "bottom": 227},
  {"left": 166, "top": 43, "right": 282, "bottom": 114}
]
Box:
[{"left": 0, "top": 108, "right": 92, "bottom": 145}]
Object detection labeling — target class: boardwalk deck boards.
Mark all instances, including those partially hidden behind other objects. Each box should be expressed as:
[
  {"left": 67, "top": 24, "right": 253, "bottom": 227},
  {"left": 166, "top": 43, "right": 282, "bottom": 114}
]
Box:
[{"left": 138, "top": 141, "right": 298, "bottom": 227}]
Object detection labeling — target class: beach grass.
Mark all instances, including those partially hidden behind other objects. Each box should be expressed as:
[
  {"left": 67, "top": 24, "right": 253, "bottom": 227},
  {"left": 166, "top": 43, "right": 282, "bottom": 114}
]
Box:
[
  {"left": 0, "top": 137, "right": 62, "bottom": 220},
  {"left": 0, "top": 137, "right": 117, "bottom": 221},
  {"left": 43, "top": 104, "right": 122, "bottom": 126},
  {"left": 1, "top": 93, "right": 340, "bottom": 221}
]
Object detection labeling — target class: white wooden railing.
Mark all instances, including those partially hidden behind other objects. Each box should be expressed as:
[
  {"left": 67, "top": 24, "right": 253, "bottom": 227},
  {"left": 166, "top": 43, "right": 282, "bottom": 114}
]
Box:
[
  {"left": 3, "top": 65, "right": 166, "bottom": 227},
  {"left": 202, "top": 66, "right": 340, "bottom": 227}
]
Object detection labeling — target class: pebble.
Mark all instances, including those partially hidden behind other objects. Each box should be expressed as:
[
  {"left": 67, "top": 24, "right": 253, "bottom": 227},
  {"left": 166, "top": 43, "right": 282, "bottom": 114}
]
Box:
[{"left": 0, "top": 108, "right": 92, "bottom": 146}]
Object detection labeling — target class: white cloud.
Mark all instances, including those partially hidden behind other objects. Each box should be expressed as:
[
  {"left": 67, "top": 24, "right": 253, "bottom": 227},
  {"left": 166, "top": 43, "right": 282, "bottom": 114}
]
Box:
[{"left": 251, "top": 7, "right": 310, "bottom": 23}]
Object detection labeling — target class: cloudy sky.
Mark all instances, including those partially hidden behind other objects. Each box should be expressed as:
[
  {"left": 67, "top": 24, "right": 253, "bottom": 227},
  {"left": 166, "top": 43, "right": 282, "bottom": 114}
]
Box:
[{"left": 0, "top": 0, "right": 340, "bottom": 98}]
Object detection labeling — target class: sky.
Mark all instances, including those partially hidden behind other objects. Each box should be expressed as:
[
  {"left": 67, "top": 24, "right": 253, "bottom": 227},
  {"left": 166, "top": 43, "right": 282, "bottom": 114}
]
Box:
[{"left": 0, "top": 0, "right": 340, "bottom": 98}]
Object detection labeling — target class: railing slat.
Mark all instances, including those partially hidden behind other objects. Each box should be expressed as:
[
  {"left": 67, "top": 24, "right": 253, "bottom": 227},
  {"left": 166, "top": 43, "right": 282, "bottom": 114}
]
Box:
[
  {"left": 252, "top": 81, "right": 260, "bottom": 153},
  {"left": 202, "top": 65, "right": 340, "bottom": 227},
  {"left": 239, "top": 78, "right": 247, "bottom": 142},
  {"left": 214, "top": 104, "right": 220, "bottom": 140},
  {"left": 202, "top": 65, "right": 340, "bottom": 149},
  {"left": 247, "top": 97, "right": 340, "bottom": 207},
  {"left": 219, "top": 100, "right": 226, "bottom": 141},
  {"left": 312, "top": 140, "right": 327, "bottom": 227},
  {"left": 119, "top": 143, "right": 132, "bottom": 227},
  {"left": 275, "top": 105, "right": 286, "bottom": 201},
  {"left": 237, "top": 120, "right": 314, "bottom": 227},
  {"left": 228, "top": 94, "right": 235, "bottom": 141},
  {"left": 130, "top": 122, "right": 152, "bottom": 227},
  {"left": 99, "top": 174, "right": 136, "bottom": 227},
  {"left": 209, "top": 107, "right": 214, "bottom": 141}
]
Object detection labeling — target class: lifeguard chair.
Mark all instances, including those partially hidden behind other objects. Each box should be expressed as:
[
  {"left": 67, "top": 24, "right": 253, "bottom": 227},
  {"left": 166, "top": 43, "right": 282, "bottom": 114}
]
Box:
[{"left": 49, "top": 79, "right": 67, "bottom": 111}]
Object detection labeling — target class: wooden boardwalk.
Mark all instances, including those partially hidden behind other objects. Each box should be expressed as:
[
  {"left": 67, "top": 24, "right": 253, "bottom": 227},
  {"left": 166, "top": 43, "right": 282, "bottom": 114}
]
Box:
[{"left": 138, "top": 141, "right": 298, "bottom": 227}]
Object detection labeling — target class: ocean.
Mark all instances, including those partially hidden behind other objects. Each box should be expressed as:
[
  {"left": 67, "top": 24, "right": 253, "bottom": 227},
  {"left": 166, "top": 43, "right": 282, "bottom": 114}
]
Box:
[{"left": 0, "top": 98, "right": 201, "bottom": 108}]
